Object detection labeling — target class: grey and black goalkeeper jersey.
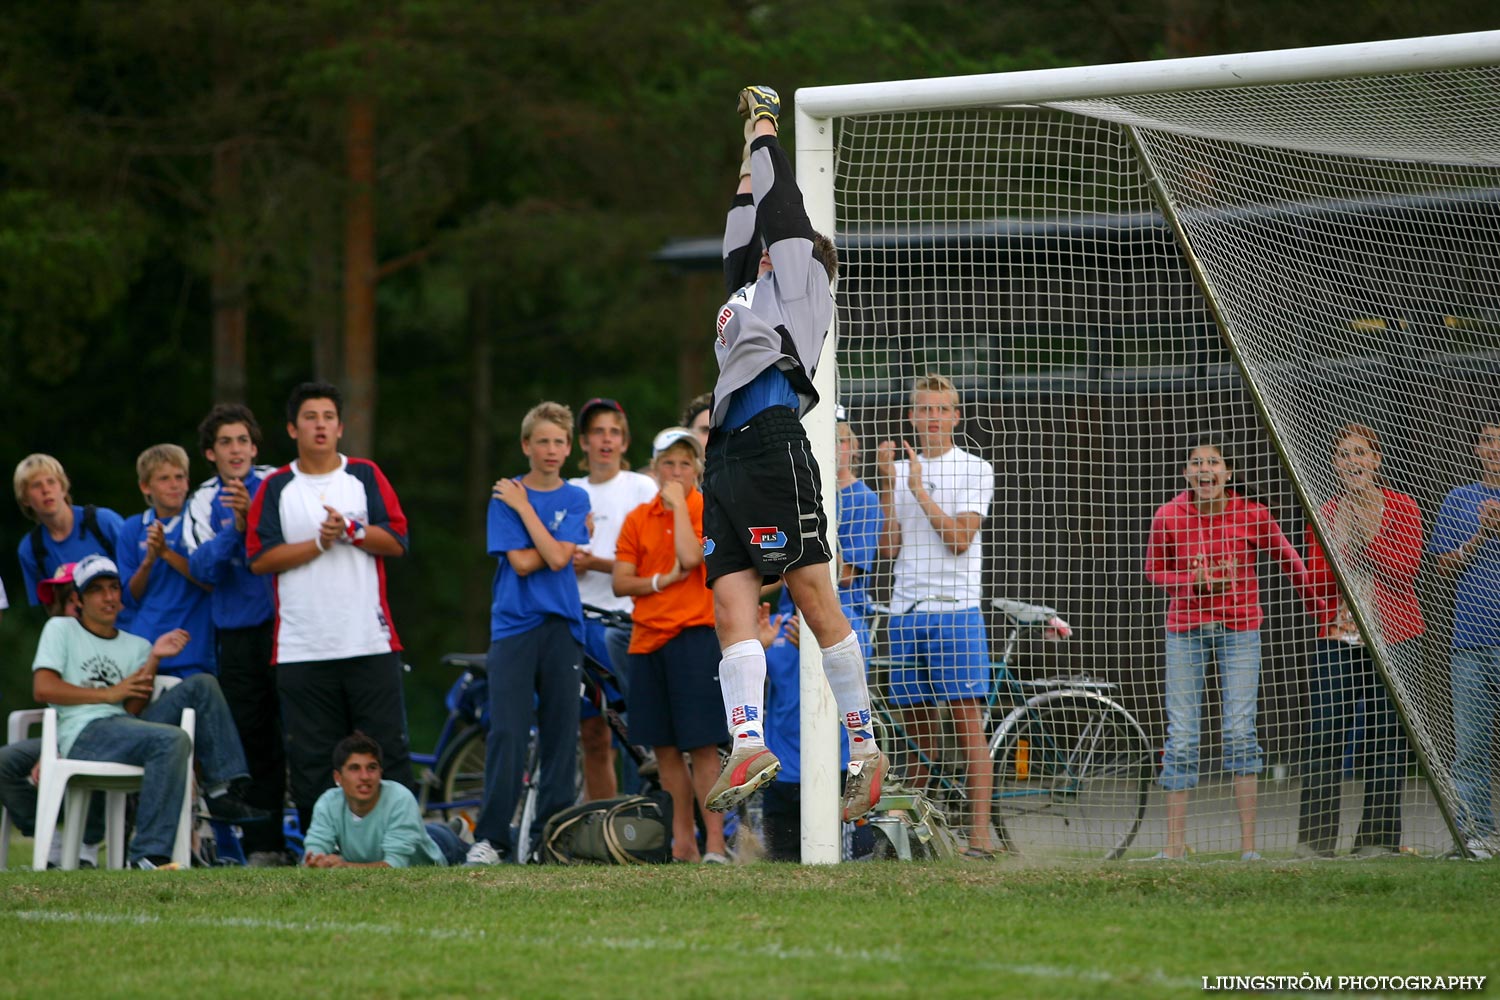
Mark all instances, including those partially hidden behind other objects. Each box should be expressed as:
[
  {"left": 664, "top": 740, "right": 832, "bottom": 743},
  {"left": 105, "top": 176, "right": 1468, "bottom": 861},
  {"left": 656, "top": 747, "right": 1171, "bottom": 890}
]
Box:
[{"left": 710, "top": 133, "right": 834, "bottom": 429}]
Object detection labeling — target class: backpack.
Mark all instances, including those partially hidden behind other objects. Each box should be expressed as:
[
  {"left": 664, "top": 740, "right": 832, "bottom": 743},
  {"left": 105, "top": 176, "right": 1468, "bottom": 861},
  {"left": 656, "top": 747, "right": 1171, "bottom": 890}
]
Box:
[
  {"left": 30, "top": 504, "right": 114, "bottom": 583},
  {"left": 541, "top": 794, "right": 673, "bottom": 865}
]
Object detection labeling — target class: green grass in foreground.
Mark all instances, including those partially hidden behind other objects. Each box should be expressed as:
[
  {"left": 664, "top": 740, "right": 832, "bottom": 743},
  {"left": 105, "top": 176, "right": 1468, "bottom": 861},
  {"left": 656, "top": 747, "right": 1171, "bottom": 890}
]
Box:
[{"left": 1, "top": 858, "right": 1497, "bottom": 999}]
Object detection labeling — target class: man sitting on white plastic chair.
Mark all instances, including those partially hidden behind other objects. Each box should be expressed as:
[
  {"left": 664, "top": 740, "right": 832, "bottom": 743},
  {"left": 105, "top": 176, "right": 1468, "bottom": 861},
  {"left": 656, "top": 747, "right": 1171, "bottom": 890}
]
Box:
[
  {"left": 31, "top": 554, "right": 268, "bottom": 870},
  {"left": 0, "top": 560, "right": 108, "bottom": 867}
]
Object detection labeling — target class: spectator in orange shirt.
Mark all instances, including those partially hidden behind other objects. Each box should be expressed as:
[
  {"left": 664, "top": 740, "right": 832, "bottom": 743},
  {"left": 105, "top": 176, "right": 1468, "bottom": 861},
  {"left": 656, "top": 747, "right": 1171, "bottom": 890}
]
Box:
[{"left": 613, "top": 428, "right": 728, "bottom": 863}]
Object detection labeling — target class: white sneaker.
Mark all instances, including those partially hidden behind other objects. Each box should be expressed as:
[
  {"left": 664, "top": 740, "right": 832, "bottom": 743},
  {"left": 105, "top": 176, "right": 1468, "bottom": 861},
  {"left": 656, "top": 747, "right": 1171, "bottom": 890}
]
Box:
[
  {"left": 448, "top": 815, "right": 475, "bottom": 846},
  {"left": 1465, "top": 837, "right": 1494, "bottom": 861},
  {"left": 464, "top": 838, "right": 502, "bottom": 866}
]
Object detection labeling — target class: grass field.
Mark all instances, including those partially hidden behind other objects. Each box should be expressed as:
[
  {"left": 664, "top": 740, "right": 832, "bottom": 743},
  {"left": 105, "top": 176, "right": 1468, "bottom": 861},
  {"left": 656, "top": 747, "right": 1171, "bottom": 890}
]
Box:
[{"left": 2, "top": 856, "right": 1497, "bottom": 998}]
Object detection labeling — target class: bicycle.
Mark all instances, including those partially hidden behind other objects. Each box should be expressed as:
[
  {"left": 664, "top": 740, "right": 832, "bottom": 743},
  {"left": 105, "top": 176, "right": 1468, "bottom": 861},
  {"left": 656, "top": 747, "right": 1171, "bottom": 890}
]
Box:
[
  {"left": 867, "top": 597, "right": 1153, "bottom": 860},
  {"left": 413, "top": 605, "right": 658, "bottom": 861},
  {"left": 413, "top": 652, "right": 490, "bottom": 821}
]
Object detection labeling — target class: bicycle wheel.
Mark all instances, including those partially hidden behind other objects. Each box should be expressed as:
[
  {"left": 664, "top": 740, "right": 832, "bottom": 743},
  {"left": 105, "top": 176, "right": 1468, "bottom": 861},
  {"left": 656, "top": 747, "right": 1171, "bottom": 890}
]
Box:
[
  {"left": 435, "top": 725, "right": 487, "bottom": 815},
  {"left": 989, "top": 690, "right": 1152, "bottom": 860}
]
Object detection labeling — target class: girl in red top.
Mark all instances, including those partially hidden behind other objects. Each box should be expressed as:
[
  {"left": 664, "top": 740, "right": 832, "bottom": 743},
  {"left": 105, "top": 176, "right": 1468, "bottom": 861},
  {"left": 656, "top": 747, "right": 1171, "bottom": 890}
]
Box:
[
  {"left": 613, "top": 428, "right": 729, "bottom": 863},
  {"left": 1145, "top": 439, "right": 1321, "bottom": 861},
  {"left": 1297, "top": 423, "right": 1423, "bottom": 857}
]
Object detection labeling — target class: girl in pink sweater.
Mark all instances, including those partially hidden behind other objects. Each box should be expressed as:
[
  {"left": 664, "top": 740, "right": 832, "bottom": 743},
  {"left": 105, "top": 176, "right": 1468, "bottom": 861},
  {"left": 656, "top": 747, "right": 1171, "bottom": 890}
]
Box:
[{"left": 1144, "top": 439, "right": 1321, "bottom": 860}]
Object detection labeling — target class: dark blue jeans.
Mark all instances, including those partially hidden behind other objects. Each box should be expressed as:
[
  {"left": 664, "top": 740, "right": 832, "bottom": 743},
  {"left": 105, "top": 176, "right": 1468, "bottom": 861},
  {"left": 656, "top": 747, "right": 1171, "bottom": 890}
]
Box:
[
  {"left": 0, "top": 739, "right": 105, "bottom": 843},
  {"left": 68, "top": 674, "right": 249, "bottom": 862},
  {"left": 472, "top": 618, "right": 582, "bottom": 856},
  {"left": 425, "top": 821, "right": 468, "bottom": 865},
  {"left": 1297, "top": 639, "right": 1410, "bottom": 853}
]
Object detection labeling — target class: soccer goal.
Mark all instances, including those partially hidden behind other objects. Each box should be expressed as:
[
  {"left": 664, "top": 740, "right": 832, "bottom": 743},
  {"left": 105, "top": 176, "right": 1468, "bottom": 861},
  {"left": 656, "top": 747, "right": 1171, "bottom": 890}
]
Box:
[{"left": 795, "top": 31, "right": 1500, "bottom": 864}]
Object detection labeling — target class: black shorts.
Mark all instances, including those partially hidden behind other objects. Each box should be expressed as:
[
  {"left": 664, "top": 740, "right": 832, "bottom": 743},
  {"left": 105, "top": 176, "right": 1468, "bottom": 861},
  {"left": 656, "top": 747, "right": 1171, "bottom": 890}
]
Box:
[
  {"left": 626, "top": 626, "right": 728, "bottom": 750},
  {"left": 702, "top": 405, "right": 833, "bottom": 586}
]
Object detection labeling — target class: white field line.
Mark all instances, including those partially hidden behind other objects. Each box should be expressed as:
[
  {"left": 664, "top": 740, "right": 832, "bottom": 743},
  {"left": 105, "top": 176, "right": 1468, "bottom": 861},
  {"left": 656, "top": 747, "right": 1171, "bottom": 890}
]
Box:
[{"left": 4, "top": 908, "right": 1192, "bottom": 989}]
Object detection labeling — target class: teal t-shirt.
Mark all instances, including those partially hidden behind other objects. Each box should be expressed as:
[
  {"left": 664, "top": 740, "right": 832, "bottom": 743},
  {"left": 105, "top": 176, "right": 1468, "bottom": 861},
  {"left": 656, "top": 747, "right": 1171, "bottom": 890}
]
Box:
[
  {"left": 31, "top": 616, "right": 151, "bottom": 756},
  {"left": 303, "top": 780, "right": 445, "bottom": 868}
]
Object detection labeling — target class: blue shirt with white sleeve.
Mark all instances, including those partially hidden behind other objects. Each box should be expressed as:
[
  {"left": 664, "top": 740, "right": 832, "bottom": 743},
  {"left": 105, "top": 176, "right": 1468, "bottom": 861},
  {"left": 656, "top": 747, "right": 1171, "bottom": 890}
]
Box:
[{"left": 184, "top": 467, "right": 276, "bottom": 631}]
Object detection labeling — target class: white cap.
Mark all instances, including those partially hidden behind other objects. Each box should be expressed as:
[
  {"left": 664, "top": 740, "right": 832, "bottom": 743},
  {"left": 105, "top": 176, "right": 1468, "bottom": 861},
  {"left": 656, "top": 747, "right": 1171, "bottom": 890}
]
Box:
[
  {"left": 72, "top": 553, "right": 122, "bottom": 592},
  {"left": 652, "top": 426, "right": 704, "bottom": 460}
]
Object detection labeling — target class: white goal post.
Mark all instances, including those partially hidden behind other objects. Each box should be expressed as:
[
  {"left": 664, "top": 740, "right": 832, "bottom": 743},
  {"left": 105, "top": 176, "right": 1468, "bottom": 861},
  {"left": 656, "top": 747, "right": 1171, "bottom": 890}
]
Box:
[{"left": 794, "top": 31, "right": 1500, "bottom": 865}]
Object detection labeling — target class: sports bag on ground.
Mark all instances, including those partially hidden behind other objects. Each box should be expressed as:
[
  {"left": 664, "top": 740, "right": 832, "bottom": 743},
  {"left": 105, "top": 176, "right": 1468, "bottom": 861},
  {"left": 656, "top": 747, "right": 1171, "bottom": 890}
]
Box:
[{"left": 541, "top": 794, "right": 672, "bottom": 865}]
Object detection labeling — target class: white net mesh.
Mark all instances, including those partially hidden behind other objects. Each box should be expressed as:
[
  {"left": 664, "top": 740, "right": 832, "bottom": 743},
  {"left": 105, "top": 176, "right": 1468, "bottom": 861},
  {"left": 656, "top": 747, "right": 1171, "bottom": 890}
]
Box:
[{"left": 829, "top": 64, "right": 1500, "bottom": 860}]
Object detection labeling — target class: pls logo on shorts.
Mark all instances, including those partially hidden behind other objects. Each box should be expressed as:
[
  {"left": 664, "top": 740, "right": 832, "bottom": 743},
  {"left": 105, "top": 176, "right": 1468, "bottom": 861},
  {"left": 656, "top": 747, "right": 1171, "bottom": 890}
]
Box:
[
  {"left": 748, "top": 526, "right": 787, "bottom": 549},
  {"left": 703, "top": 537, "right": 716, "bottom": 556}
]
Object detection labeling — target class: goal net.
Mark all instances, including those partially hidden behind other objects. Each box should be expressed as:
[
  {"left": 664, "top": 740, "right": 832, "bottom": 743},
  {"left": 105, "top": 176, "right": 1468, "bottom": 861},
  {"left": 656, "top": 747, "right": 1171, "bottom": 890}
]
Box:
[{"left": 799, "top": 32, "right": 1500, "bottom": 861}]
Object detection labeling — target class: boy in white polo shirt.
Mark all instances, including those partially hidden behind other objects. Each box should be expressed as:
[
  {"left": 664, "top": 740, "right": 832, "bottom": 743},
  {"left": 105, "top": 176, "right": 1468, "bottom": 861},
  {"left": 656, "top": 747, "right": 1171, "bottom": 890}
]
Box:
[{"left": 247, "top": 380, "right": 413, "bottom": 835}]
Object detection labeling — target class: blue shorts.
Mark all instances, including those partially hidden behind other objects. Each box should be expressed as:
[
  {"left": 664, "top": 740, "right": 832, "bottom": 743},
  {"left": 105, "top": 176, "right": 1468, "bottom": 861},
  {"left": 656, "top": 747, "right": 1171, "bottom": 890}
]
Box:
[
  {"left": 885, "top": 608, "right": 992, "bottom": 707},
  {"left": 627, "top": 626, "right": 729, "bottom": 750}
]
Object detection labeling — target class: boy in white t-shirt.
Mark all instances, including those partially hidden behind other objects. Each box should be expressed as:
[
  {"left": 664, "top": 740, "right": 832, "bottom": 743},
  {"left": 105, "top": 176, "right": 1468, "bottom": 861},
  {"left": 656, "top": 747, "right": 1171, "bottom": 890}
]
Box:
[
  {"left": 567, "top": 397, "right": 657, "bottom": 799},
  {"left": 247, "top": 381, "right": 413, "bottom": 835},
  {"left": 876, "top": 373, "right": 999, "bottom": 856}
]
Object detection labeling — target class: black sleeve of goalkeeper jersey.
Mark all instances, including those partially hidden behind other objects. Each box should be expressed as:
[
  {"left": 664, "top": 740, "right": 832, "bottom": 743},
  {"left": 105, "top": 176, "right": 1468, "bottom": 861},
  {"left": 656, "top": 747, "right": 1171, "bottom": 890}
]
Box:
[
  {"left": 722, "top": 192, "right": 758, "bottom": 295},
  {"left": 750, "top": 134, "right": 816, "bottom": 251}
]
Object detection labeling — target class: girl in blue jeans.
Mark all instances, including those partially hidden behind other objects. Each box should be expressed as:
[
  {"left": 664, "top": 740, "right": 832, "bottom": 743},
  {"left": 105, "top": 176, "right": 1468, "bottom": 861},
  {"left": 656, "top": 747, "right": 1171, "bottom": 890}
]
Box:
[{"left": 1145, "top": 439, "right": 1321, "bottom": 860}]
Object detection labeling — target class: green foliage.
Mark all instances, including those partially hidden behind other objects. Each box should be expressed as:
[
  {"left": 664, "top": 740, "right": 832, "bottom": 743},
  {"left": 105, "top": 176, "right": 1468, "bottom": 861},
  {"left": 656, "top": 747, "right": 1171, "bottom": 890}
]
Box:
[{"left": 0, "top": 191, "right": 147, "bottom": 384}]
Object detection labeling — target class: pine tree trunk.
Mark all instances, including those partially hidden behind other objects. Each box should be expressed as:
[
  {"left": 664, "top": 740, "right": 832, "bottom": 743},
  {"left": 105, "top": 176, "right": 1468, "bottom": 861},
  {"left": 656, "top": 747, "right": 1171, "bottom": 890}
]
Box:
[
  {"left": 211, "top": 136, "right": 247, "bottom": 403},
  {"left": 342, "top": 95, "right": 377, "bottom": 455}
]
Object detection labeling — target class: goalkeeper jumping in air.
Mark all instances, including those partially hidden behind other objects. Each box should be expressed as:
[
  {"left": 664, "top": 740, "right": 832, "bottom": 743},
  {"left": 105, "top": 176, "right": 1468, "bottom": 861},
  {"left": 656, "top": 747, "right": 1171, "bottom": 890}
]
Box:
[{"left": 702, "top": 85, "right": 886, "bottom": 823}]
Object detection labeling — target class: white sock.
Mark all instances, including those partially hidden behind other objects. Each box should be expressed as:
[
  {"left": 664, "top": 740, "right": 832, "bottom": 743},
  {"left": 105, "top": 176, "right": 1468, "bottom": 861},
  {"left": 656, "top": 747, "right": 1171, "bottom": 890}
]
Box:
[
  {"left": 821, "top": 631, "right": 879, "bottom": 756},
  {"left": 719, "top": 639, "right": 767, "bottom": 747}
]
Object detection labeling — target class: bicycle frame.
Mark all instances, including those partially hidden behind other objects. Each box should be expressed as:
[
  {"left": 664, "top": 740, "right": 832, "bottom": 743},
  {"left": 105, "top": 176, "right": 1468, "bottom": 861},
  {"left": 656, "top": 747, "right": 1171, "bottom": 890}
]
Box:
[
  {"left": 867, "top": 597, "right": 1153, "bottom": 859},
  {"left": 868, "top": 598, "right": 1140, "bottom": 810}
]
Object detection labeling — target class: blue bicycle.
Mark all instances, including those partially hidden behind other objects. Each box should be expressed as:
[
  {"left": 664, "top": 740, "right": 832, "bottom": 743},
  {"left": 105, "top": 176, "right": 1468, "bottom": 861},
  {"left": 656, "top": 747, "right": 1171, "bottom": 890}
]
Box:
[{"left": 413, "top": 652, "right": 490, "bottom": 821}]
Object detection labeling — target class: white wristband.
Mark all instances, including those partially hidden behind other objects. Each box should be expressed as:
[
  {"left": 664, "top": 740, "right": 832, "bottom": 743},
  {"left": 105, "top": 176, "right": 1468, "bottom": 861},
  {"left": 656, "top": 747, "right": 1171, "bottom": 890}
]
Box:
[
  {"left": 314, "top": 535, "right": 328, "bottom": 554},
  {"left": 651, "top": 573, "right": 661, "bottom": 593}
]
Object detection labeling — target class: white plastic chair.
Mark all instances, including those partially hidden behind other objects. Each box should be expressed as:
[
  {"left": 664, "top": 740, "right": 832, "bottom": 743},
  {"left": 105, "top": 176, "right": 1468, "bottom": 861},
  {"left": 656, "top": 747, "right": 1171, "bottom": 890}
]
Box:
[
  {"left": 32, "top": 675, "right": 196, "bottom": 871},
  {"left": 0, "top": 707, "right": 45, "bottom": 869}
]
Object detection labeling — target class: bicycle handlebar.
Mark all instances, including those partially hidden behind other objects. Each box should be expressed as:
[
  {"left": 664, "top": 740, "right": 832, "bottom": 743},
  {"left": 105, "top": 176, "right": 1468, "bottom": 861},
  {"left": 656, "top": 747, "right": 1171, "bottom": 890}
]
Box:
[
  {"left": 867, "top": 596, "right": 1057, "bottom": 621},
  {"left": 989, "top": 598, "right": 1059, "bottom": 624},
  {"left": 867, "top": 596, "right": 1072, "bottom": 639},
  {"left": 582, "top": 603, "right": 634, "bottom": 631},
  {"left": 431, "top": 607, "right": 632, "bottom": 675}
]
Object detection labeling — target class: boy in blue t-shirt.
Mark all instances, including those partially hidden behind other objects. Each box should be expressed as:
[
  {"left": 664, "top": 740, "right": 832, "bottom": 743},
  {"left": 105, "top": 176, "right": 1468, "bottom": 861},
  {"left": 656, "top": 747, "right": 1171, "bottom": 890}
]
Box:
[
  {"left": 117, "top": 444, "right": 215, "bottom": 678},
  {"left": 465, "top": 401, "right": 591, "bottom": 866},
  {"left": 1431, "top": 419, "right": 1500, "bottom": 858},
  {"left": 762, "top": 418, "right": 884, "bottom": 860},
  {"left": 12, "top": 453, "right": 127, "bottom": 620}
]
